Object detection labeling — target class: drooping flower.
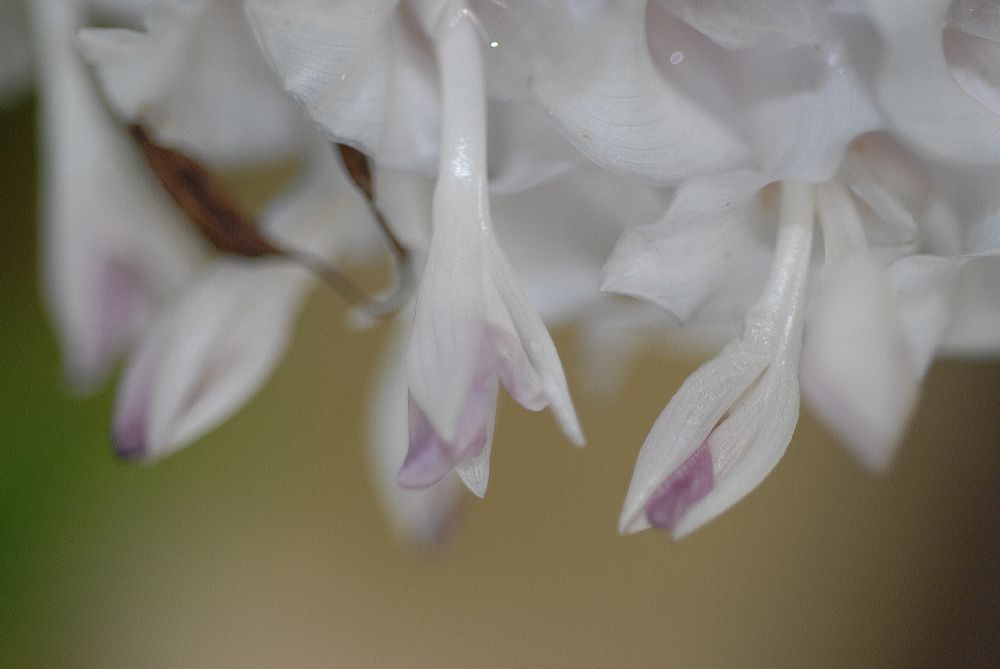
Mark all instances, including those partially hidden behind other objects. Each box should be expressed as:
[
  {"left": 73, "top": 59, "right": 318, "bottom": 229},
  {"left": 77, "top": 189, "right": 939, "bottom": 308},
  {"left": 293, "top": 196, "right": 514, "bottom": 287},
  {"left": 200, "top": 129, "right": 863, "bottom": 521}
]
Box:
[
  {"left": 112, "top": 142, "right": 378, "bottom": 460},
  {"left": 248, "top": 0, "right": 586, "bottom": 497},
  {"left": 609, "top": 132, "right": 1000, "bottom": 537}
]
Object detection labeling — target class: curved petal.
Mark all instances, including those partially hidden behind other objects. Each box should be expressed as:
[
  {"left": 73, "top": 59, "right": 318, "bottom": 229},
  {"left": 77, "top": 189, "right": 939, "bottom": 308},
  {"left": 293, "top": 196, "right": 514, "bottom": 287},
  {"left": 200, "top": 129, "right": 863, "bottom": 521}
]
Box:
[
  {"left": 114, "top": 260, "right": 309, "bottom": 460},
  {"left": 246, "top": 0, "right": 440, "bottom": 172},
  {"left": 112, "top": 145, "right": 358, "bottom": 460},
  {"left": 653, "top": 0, "right": 824, "bottom": 50},
  {"left": 948, "top": 0, "right": 1000, "bottom": 43},
  {"left": 620, "top": 182, "right": 814, "bottom": 537},
  {"left": 368, "top": 319, "right": 463, "bottom": 545},
  {"left": 801, "top": 250, "right": 919, "bottom": 472},
  {"left": 602, "top": 174, "right": 771, "bottom": 323},
  {"left": 78, "top": 0, "right": 306, "bottom": 166},
  {"left": 946, "top": 27, "right": 1000, "bottom": 118},
  {"left": 866, "top": 0, "right": 1000, "bottom": 165},
  {"left": 497, "top": 0, "right": 748, "bottom": 185},
  {"left": 30, "top": 0, "right": 203, "bottom": 392}
]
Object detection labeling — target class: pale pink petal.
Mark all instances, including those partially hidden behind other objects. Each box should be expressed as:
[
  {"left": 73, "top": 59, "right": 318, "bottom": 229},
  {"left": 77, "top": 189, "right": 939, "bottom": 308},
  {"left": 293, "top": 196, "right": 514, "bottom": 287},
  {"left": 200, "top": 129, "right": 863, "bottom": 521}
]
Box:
[{"left": 368, "top": 321, "right": 463, "bottom": 544}]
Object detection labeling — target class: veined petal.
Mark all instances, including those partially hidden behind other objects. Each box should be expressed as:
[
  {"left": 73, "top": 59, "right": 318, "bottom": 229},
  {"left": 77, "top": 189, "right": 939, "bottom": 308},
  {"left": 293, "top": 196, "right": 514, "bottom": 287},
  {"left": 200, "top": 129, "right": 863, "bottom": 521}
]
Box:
[
  {"left": 621, "top": 182, "right": 815, "bottom": 537},
  {"left": 602, "top": 174, "right": 771, "bottom": 323},
  {"left": 78, "top": 0, "right": 306, "bottom": 166},
  {"left": 246, "top": 0, "right": 440, "bottom": 172},
  {"left": 654, "top": 0, "right": 824, "bottom": 50},
  {"left": 497, "top": 0, "right": 748, "bottom": 184},
  {"left": 866, "top": 0, "right": 1000, "bottom": 165}
]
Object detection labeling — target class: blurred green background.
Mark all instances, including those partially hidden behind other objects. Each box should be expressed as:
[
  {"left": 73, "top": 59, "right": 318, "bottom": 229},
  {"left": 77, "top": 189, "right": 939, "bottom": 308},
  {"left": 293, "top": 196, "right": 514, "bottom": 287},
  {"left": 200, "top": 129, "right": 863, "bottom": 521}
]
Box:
[{"left": 3, "top": 97, "right": 1000, "bottom": 668}]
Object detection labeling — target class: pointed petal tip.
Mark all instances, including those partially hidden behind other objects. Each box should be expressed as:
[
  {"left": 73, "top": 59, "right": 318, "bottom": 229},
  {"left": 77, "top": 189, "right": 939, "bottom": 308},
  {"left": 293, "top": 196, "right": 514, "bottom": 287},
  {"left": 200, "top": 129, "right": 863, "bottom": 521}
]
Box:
[
  {"left": 111, "top": 424, "right": 148, "bottom": 462},
  {"left": 455, "top": 457, "right": 490, "bottom": 498}
]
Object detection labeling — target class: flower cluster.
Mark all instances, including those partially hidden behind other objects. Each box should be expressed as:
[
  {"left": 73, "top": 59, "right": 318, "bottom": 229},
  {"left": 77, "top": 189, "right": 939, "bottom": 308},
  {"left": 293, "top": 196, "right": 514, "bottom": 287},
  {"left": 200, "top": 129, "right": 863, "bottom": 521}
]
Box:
[{"left": 8, "top": 0, "right": 1000, "bottom": 542}]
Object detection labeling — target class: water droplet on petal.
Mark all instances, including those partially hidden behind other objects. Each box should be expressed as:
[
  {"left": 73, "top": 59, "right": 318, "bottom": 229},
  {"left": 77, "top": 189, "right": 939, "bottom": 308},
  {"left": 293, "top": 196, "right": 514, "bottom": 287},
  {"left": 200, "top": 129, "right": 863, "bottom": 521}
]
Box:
[{"left": 670, "top": 51, "right": 684, "bottom": 65}]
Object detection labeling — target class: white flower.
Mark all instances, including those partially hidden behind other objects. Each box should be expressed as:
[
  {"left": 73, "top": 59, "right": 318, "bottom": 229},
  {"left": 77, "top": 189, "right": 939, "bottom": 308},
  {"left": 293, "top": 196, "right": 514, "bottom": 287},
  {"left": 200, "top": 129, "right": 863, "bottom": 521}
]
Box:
[
  {"left": 112, "top": 144, "right": 376, "bottom": 459},
  {"left": 610, "top": 132, "right": 1000, "bottom": 537},
  {"left": 249, "top": 0, "right": 586, "bottom": 497}
]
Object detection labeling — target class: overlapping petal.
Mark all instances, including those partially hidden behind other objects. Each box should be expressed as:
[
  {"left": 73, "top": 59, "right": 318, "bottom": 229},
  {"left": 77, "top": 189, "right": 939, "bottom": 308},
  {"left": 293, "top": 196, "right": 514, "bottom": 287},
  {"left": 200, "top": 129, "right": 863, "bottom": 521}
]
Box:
[
  {"left": 112, "top": 144, "right": 374, "bottom": 460},
  {"left": 619, "top": 182, "right": 814, "bottom": 538},
  {"left": 866, "top": 0, "right": 1000, "bottom": 165},
  {"left": 78, "top": 0, "right": 305, "bottom": 166},
  {"left": 246, "top": 0, "right": 440, "bottom": 173},
  {"left": 484, "top": 0, "right": 749, "bottom": 185},
  {"left": 30, "top": 0, "right": 204, "bottom": 392}
]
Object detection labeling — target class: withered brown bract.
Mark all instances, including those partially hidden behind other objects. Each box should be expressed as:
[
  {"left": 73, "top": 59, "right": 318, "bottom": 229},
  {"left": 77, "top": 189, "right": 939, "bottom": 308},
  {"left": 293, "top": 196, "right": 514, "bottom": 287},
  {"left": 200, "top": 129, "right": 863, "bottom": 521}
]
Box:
[{"left": 128, "top": 123, "right": 282, "bottom": 258}]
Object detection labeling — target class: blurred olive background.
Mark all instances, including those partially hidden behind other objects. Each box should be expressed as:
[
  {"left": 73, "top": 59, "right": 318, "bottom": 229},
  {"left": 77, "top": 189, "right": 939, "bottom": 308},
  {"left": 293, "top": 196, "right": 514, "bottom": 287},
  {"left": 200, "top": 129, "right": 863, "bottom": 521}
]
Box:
[{"left": 3, "top": 97, "right": 1000, "bottom": 668}]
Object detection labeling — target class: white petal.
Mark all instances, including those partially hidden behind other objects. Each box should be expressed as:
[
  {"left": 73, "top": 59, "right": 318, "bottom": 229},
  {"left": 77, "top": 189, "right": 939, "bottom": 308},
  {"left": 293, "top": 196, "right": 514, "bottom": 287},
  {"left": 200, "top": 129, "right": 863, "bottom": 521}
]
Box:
[
  {"left": 246, "top": 0, "right": 440, "bottom": 172},
  {"left": 113, "top": 147, "right": 359, "bottom": 459},
  {"left": 946, "top": 27, "right": 1000, "bottom": 118},
  {"left": 884, "top": 254, "right": 965, "bottom": 377},
  {"left": 602, "top": 174, "right": 771, "bottom": 322},
  {"left": 368, "top": 319, "right": 464, "bottom": 545},
  {"left": 866, "top": 0, "right": 1000, "bottom": 165},
  {"left": 490, "top": 236, "right": 584, "bottom": 445},
  {"left": 492, "top": 168, "right": 672, "bottom": 323},
  {"left": 621, "top": 182, "right": 815, "bottom": 536},
  {"left": 643, "top": 2, "right": 881, "bottom": 181},
  {"left": 78, "top": 0, "right": 306, "bottom": 166},
  {"left": 140, "top": 260, "right": 309, "bottom": 458},
  {"left": 30, "top": 0, "right": 203, "bottom": 391},
  {"left": 486, "top": 98, "right": 586, "bottom": 194},
  {"left": 948, "top": 0, "right": 1000, "bottom": 43},
  {"left": 502, "top": 0, "right": 748, "bottom": 184},
  {"left": 801, "top": 250, "right": 919, "bottom": 472},
  {"left": 654, "top": 0, "right": 824, "bottom": 50},
  {"left": 619, "top": 340, "right": 770, "bottom": 534}
]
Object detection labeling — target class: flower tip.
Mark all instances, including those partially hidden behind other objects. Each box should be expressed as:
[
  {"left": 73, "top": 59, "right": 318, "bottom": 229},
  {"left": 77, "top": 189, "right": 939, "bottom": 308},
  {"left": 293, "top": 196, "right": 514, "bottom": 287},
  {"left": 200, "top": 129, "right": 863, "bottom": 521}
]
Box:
[
  {"left": 644, "top": 445, "right": 714, "bottom": 533},
  {"left": 110, "top": 421, "right": 148, "bottom": 462}
]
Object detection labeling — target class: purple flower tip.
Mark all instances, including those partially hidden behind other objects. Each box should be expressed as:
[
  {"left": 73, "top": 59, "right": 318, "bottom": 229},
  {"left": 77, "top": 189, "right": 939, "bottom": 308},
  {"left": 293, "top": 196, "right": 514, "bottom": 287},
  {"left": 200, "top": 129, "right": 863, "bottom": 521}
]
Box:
[
  {"left": 111, "top": 414, "right": 147, "bottom": 461},
  {"left": 645, "top": 444, "right": 714, "bottom": 533}
]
